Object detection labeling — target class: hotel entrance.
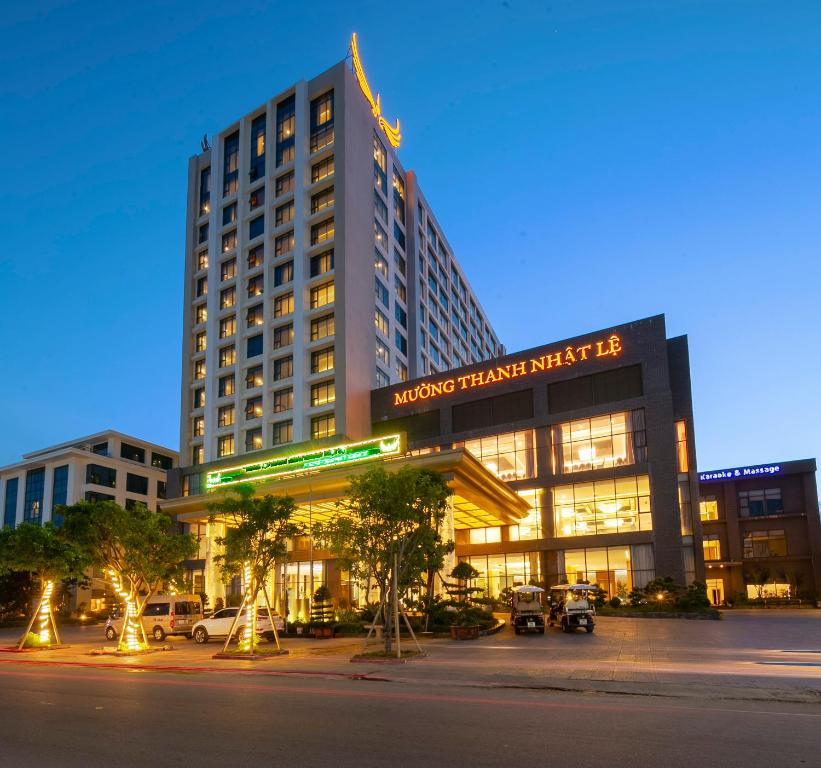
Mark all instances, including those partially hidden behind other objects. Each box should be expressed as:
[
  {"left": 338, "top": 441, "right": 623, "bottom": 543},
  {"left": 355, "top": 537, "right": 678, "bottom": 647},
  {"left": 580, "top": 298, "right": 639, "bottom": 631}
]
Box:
[{"left": 706, "top": 577, "right": 724, "bottom": 606}]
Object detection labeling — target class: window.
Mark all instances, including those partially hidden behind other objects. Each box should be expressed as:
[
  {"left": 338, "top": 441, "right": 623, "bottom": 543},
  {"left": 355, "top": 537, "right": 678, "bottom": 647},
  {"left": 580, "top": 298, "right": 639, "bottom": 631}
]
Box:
[
  {"left": 121, "top": 443, "right": 145, "bottom": 463},
  {"left": 743, "top": 530, "right": 787, "bottom": 558},
  {"left": 220, "top": 258, "right": 236, "bottom": 281},
  {"left": 276, "top": 171, "right": 294, "bottom": 197},
  {"left": 311, "top": 313, "right": 334, "bottom": 340},
  {"left": 193, "top": 388, "right": 205, "bottom": 408},
  {"left": 221, "top": 230, "right": 237, "bottom": 253},
  {"left": 192, "top": 445, "right": 204, "bottom": 466},
  {"left": 394, "top": 222, "right": 405, "bottom": 250},
  {"left": 395, "top": 304, "right": 407, "bottom": 329},
  {"left": 562, "top": 545, "right": 655, "bottom": 597},
  {"left": 222, "top": 202, "right": 237, "bottom": 226},
  {"left": 241, "top": 305, "right": 262, "bottom": 330},
  {"left": 219, "top": 345, "right": 236, "bottom": 368},
  {"left": 195, "top": 276, "right": 207, "bottom": 297},
  {"left": 373, "top": 135, "right": 387, "bottom": 194},
  {"left": 247, "top": 275, "right": 264, "bottom": 298},
  {"left": 274, "top": 388, "right": 293, "bottom": 413},
  {"left": 739, "top": 489, "right": 784, "bottom": 517},
  {"left": 245, "top": 365, "right": 263, "bottom": 389},
  {"left": 126, "top": 473, "right": 148, "bottom": 495},
  {"left": 198, "top": 223, "right": 209, "bottom": 244},
  {"left": 275, "top": 231, "right": 294, "bottom": 257},
  {"left": 310, "top": 90, "right": 334, "bottom": 152},
  {"left": 223, "top": 131, "right": 239, "bottom": 196},
  {"left": 274, "top": 356, "right": 293, "bottom": 380},
  {"left": 247, "top": 334, "right": 263, "bottom": 358},
  {"left": 375, "top": 277, "right": 389, "bottom": 307},
  {"left": 86, "top": 464, "right": 116, "bottom": 488},
  {"left": 273, "top": 323, "right": 293, "bottom": 349},
  {"left": 460, "top": 431, "right": 536, "bottom": 481},
  {"left": 195, "top": 332, "right": 207, "bottom": 352},
  {"left": 249, "top": 113, "right": 265, "bottom": 180},
  {"left": 311, "top": 380, "right": 335, "bottom": 407},
  {"left": 376, "top": 338, "right": 390, "bottom": 365},
  {"left": 310, "top": 281, "right": 334, "bottom": 308},
  {"left": 220, "top": 287, "right": 236, "bottom": 309},
  {"left": 311, "top": 186, "right": 334, "bottom": 213},
  {"left": 374, "top": 191, "right": 388, "bottom": 223},
  {"left": 272, "top": 420, "right": 293, "bottom": 446},
  {"left": 245, "top": 396, "right": 263, "bottom": 420},
  {"left": 393, "top": 171, "right": 405, "bottom": 225},
  {"left": 157, "top": 480, "right": 167, "bottom": 500},
  {"left": 219, "top": 405, "right": 237, "bottom": 428},
  {"left": 197, "top": 250, "right": 209, "bottom": 271},
  {"left": 276, "top": 95, "right": 295, "bottom": 166},
  {"left": 394, "top": 249, "right": 406, "bottom": 277},
  {"left": 218, "top": 435, "right": 235, "bottom": 458},
  {"left": 247, "top": 244, "right": 264, "bottom": 269},
  {"left": 275, "top": 202, "right": 294, "bottom": 226},
  {"left": 311, "top": 218, "right": 334, "bottom": 245},
  {"left": 50, "top": 465, "right": 69, "bottom": 524},
  {"left": 374, "top": 220, "right": 388, "bottom": 252},
  {"left": 199, "top": 166, "right": 210, "bottom": 216},
  {"left": 311, "top": 413, "right": 335, "bottom": 439},
  {"left": 375, "top": 309, "right": 389, "bottom": 336},
  {"left": 274, "top": 292, "right": 294, "bottom": 317},
  {"left": 194, "top": 360, "right": 206, "bottom": 380},
  {"left": 245, "top": 428, "right": 263, "bottom": 452},
  {"left": 310, "top": 249, "right": 334, "bottom": 277},
  {"left": 553, "top": 475, "right": 653, "bottom": 537},
  {"left": 4, "top": 477, "right": 18, "bottom": 529},
  {"left": 151, "top": 452, "right": 173, "bottom": 470},
  {"left": 218, "top": 374, "right": 235, "bottom": 397},
  {"left": 219, "top": 317, "right": 235, "bottom": 339},
  {"left": 311, "top": 155, "right": 334, "bottom": 183},
  {"left": 376, "top": 368, "right": 390, "bottom": 388},
  {"left": 274, "top": 261, "right": 293, "bottom": 287},
  {"left": 394, "top": 276, "right": 406, "bottom": 304},
  {"left": 249, "top": 215, "right": 264, "bottom": 240},
  {"left": 675, "top": 420, "right": 689, "bottom": 472},
  {"left": 85, "top": 491, "right": 114, "bottom": 503},
  {"left": 395, "top": 330, "right": 407, "bottom": 356},
  {"left": 195, "top": 304, "right": 207, "bottom": 325},
  {"left": 395, "top": 360, "right": 408, "bottom": 382},
  {"left": 699, "top": 495, "right": 719, "bottom": 521},
  {"left": 703, "top": 534, "right": 721, "bottom": 561},
  {"left": 249, "top": 185, "right": 265, "bottom": 210},
  {"left": 23, "top": 468, "right": 45, "bottom": 523},
  {"left": 551, "top": 410, "right": 646, "bottom": 474},
  {"left": 311, "top": 347, "right": 334, "bottom": 373},
  {"left": 375, "top": 250, "right": 389, "bottom": 279}
]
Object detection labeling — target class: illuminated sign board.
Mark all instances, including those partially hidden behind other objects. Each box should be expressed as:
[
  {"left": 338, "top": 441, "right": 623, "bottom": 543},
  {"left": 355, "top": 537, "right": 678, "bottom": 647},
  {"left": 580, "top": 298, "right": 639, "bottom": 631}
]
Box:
[
  {"left": 350, "top": 33, "right": 401, "bottom": 148},
  {"left": 206, "top": 435, "right": 403, "bottom": 489},
  {"left": 392, "top": 334, "right": 624, "bottom": 407},
  {"left": 699, "top": 463, "right": 782, "bottom": 482}
]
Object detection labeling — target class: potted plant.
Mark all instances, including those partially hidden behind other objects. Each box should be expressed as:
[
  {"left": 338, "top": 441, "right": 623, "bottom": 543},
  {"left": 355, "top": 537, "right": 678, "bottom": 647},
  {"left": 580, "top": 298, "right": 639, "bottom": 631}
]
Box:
[
  {"left": 310, "top": 585, "right": 335, "bottom": 639},
  {"left": 449, "top": 606, "right": 483, "bottom": 640}
]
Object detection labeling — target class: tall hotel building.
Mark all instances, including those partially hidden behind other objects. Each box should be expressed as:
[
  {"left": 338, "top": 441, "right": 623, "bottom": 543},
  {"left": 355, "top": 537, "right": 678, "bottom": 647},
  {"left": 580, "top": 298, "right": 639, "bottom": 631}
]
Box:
[{"left": 181, "top": 46, "right": 502, "bottom": 466}]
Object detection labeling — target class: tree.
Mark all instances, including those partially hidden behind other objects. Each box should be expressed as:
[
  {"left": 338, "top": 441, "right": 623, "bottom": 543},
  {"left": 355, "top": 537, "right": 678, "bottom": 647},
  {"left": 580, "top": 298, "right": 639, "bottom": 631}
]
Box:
[
  {"left": 447, "top": 561, "right": 482, "bottom": 603},
  {"left": 643, "top": 576, "right": 679, "bottom": 607},
  {"left": 61, "top": 500, "right": 195, "bottom": 652},
  {"left": 0, "top": 523, "right": 87, "bottom": 648},
  {"left": 314, "top": 465, "right": 452, "bottom": 654},
  {"left": 207, "top": 483, "right": 302, "bottom": 655}
]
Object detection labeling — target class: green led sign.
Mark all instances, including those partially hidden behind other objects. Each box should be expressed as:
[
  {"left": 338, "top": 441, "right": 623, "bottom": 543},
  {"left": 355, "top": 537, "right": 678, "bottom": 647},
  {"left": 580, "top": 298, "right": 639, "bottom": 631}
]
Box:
[{"left": 205, "top": 434, "right": 403, "bottom": 489}]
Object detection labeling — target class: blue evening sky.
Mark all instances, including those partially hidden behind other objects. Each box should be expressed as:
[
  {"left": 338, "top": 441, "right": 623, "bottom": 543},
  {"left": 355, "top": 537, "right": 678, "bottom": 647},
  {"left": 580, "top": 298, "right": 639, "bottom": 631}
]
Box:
[{"left": 1, "top": 0, "right": 819, "bottom": 472}]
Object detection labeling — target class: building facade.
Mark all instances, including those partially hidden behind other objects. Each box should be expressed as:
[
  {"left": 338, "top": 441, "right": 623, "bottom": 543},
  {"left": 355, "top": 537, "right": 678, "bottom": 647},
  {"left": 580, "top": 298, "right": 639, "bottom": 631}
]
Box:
[
  {"left": 698, "top": 459, "right": 821, "bottom": 605},
  {"left": 180, "top": 48, "right": 502, "bottom": 469},
  {"left": 165, "top": 315, "right": 704, "bottom": 617}
]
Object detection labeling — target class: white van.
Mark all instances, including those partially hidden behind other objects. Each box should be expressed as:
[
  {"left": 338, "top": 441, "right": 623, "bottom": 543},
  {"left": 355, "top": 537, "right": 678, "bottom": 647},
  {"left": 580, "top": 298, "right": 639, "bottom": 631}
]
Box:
[{"left": 105, "top": 594, "right": 204, "bottom": 641}]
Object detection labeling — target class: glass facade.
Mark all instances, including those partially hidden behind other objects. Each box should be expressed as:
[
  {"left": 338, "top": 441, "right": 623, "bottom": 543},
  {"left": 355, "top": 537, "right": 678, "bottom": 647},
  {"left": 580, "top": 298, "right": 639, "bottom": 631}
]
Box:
[
  {"left": 3, "top": 478, "right": 18, "bottom": 528},
  {"left": 459, "top": 430, "right": 536, "bottom": 481},
  {"left": 551, "top": 410, "right": 646, "bottom": 474},
  {"left": 285, "top": 560, "right": 325, "bottom": 621},
  {"left": 23, "top": 468, "right": 45, "bottom": 524},
  {"left": 553, "top": 475, "right": 652, "bottom": 537},
  {"left": 465, "top": 552, "right": 540, "bottom": 599},
  {"left": 51, "top": 465, "right": 69, "bottom": 526},
  {"left": 562, "top": 544, "right": 655, "bottom": 596}
]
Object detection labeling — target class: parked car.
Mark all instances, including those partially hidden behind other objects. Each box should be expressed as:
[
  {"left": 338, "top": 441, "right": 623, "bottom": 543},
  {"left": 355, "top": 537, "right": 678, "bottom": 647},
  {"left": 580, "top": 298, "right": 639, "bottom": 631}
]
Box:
[
  {"left": 547, "top": 584, "right": 596, "bottom": 633},
  {"left": 191, "top": 606, "right": 285, "bottom": 644},
  {"left": 510, "top": 585, "right": 546, "bottom": 635},
  {"left": 105, "top": 594, "right": 204, "bottom": 641}
]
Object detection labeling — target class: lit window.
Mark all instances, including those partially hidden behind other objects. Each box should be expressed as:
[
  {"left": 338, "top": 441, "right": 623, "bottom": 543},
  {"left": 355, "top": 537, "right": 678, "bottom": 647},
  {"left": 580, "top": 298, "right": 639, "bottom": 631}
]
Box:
[
  {"left": 275, "top": 231, "right": 294, "bottom": 257},
  {"left": 274, "top": 388, "right": 293, "bottom": 413},
  {"left": 311, "top": 218, "right": 334, "bottom": 245},
  {"left": 223, "top": 132, "right": 239, "bottom": 196},
  {"left": 311, "top": 186, "right": 334, "bottom": 214},
  {"left": 552, "top": 411, "right": 647, "bottom": 474},
  {"left": 218, "top": 374, "right": 235, "bottom": 397},
  {"left": 273, "top": 323, "right": 294, "bottom": 349},
  {"left": 245, "top": 365, "right": 263, "bottom": 390},
  {"left": 219, "top": 345, "right": 236, "bottom": 368},
  {"left": 275, "top": 202, "right": 294, "bottom": 226},
  {"left": 675, "top": 420, "right": 688, "bottom": 472},
  {"left": 375, "top": 250, "right": 389, "bottom": 279},
  {"left": 311, "top": 413, "right": 335, "bottom": 439},
  {"left": 310, "top": 249, "right": 334, "bottom": 277},
  {"left": 374, "top": 220, "right": 388, "bottom": 252},
  {"left": 245, "top": 397, "right": 263, "bottom": 420},
  {"left": 310, "top": 281, "right": 335, "bottom": 309},
  {"left": 197, "top": 250, "right": 209, "bottom": 271},
  {"left": 193, "top": 416, "right": 204, "bottom": 437},
  {"left": 373, "top": 135, "right": 387, "bottom": 194},
  {"left": 246, "top": 304, "right": 263, "bottom": 327},
  {"left": 375, "top": 367, "right": 390, "bottom": 388},
  {"left": 274, "top": 292, "right": 294, "bottom": 318},
  {"left": 272, "top": 420, "right": 293, "bottom": 446},
  {"left": 220, "top": 258, "right": 236, "bottom": 282},
  {"left": 195, "top": 304, "right": 207, "bottom": 324},
  {"left": 460, "top": 431, "right": 536, "bottom": 481},
  {"left": 220, "top": 287, "right": 236, "bottom": 309},
  {"left": 376, "top": 338, "right": 390, "bottom": 366},
  {"left": 703, "top": 534, "right": 721, "bottom": 561},
  {"left": 274, "top": 261, "right": 294, "bottom": 287},
  {"left": 195, "top": 332, "right": 207, "bottom": 352},
  {"left": 274, "top": 356, "right": 293, "bottom": 381},
  {"left": 221, "top": 229, "right": 237, "bottom": 253},
  {"left": 375, "top": 309, "right": 389, "bottom": 337},
  {"left": 311, "top": 347, "right": 334, "bottom": 374},
  {"left": 219, "top": 317, "right": 235, "bottom": 339},
  {"left": 193, "top": 388, "right": 205, "bottom": 409},
  {"left": 553, "top": 476, "right": 653, "bottom": 537},
  {"left": 311, "top": 313, "right": 334, "bottom": 341},
  {"left": 247, "top": 275, "right": 264, "bottom": 298},
  {"left": 196, "top": 276, "right": 208, "bottom": 297},
  {"left": 311, "top": 380, "right": 335, "bottom": 407},
  {"left": 743, "top": 530, "right": 786, "bottom": 558},
  {"left": 217, "top": 435, "right": 235, "bottom": 458},
  {"left": 247, "top": 244, "right": 264, "bottom": 269},
  {"left": 249, "top": 185, "right": 265, "bottom": 210},
  {"left": 276, "top": 171, "right": 294, "bottom": 197},
  {"left": 311, "top": 156, "right": 334, "bottom": 183},
  {"left": 218, "top": 405, "right": 235, "bottom": 427},
  {"left": 699, "top": 495, "right": 719, "bottom": 521},
  {"left": 245, "top": 427, "right": 263, "bottom": 452},
  {"left": 194, "top": 360, "right": 206, "bottom": 380}
]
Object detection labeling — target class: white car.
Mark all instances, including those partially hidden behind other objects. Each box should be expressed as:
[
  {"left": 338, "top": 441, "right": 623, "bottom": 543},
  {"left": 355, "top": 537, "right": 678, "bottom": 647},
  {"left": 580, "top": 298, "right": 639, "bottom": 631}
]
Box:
[{"left": 191, "top": 607, "right": 284, "bottom": 644}]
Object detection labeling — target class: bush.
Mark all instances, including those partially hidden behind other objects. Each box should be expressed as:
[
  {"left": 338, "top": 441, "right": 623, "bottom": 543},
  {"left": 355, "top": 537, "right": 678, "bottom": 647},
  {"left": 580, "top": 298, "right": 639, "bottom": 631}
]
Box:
[
  {"left": 608, "top": 596, "right": 622, "bottom": 609},
  {"left": 676, "top": 581, "right": 711, "bottom": 611}
]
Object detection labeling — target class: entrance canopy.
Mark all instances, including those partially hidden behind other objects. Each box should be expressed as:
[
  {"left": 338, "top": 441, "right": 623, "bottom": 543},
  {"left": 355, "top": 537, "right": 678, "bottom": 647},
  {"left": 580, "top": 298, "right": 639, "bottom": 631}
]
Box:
[{"left": 163, "top": 447, "right": 530, "bottom": 530}]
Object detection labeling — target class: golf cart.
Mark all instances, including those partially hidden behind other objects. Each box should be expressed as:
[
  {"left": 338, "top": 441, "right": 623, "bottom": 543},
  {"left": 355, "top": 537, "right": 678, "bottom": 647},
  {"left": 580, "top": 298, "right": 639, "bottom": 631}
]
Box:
[
  {"left": 510, "top": 585, "right": 545, "bottom": 635},
  {"left": 548, "top": 584, "right": 596, "bottom": 633}
]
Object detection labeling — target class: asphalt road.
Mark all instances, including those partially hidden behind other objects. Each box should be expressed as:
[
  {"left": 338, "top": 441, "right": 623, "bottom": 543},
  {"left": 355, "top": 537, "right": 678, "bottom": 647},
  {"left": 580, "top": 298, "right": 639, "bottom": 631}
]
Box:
[{"left": 0, "top": 662, "right": 819, "bottom": 768}]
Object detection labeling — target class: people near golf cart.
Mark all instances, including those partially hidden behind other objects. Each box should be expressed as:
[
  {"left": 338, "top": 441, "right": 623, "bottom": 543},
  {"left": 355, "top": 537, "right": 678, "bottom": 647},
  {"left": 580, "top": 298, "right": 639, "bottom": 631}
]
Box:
[{"left": 548, "top": 584, "right": 596, "bottom": 633}]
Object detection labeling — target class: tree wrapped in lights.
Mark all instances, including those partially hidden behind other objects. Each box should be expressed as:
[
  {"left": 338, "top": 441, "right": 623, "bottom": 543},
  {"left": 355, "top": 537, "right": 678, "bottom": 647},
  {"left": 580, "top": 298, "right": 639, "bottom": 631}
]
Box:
[
  {"left": 208, "top": 483, "right": 302, "bottom": 656},
  {"left": 61, "top": 500, "right": 195, "bottom": 653},
  {"left": 0, "top": 522, "right": 87, "bottom": 649}
]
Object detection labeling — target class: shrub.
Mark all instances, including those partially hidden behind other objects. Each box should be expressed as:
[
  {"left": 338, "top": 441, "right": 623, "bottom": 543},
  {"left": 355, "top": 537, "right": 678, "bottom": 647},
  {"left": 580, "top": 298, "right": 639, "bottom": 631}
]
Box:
[{"left": 608, "top": 596, "right": 622, "bottom": 609}]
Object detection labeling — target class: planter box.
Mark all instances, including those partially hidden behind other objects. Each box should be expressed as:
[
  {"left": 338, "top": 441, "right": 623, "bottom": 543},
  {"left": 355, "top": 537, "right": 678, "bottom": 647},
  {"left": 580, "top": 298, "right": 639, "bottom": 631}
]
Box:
[{"left": 450, "top": 624, "right": 481, "bottom": 641}]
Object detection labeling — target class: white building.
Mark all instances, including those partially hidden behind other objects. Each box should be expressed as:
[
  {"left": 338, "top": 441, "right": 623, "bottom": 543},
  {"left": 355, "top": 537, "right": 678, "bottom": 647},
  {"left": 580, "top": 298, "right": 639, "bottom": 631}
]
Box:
[
  {"left": 0, "top": 430, "right": 178, "bottom": 528},
  {"left": 180, "top": 41, "right": 503, "bottom": 468}
]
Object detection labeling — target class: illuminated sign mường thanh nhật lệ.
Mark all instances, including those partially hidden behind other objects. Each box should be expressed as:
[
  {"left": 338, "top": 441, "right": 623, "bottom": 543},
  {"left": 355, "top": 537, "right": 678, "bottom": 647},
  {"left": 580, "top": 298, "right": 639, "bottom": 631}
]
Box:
[
  {"left": 205, "top": 434, "right": 403, "bottom": 489},
  {"left": 392, "top": 334, "right": 624, "bottom": 407}
]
